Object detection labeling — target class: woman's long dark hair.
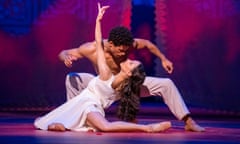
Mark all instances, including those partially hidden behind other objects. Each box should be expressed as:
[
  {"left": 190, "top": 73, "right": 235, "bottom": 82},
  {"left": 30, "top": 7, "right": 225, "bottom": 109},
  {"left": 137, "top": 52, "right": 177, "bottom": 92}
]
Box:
[{"left": 117, "top": 64, "right": 146, "bottom": 122}]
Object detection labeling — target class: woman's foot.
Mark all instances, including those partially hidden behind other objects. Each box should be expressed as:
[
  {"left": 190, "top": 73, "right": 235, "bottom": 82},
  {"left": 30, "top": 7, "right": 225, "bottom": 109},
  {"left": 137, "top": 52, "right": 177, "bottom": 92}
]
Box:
[
  {"left": 148, "top": 121, "right": 171, "bottom": 133},
  {"left": 47, "top": 123, "right": 66, "bottom": 132}
]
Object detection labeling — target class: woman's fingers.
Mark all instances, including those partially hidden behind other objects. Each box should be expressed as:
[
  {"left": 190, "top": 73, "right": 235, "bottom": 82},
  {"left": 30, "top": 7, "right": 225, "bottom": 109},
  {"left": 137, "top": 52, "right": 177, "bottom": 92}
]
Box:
[
  {"left": 97, "top": 2, "right": 110, "bottom": 21},
  {"left": 98, "top": 2, "right": 109, "bottom": 14}
]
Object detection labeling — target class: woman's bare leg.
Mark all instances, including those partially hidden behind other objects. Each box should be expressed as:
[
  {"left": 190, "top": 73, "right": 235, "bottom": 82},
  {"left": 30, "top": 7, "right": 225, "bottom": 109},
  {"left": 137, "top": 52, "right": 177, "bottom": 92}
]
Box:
[{"left": 86, "top": 112, "right": 171, "bottom": 132}]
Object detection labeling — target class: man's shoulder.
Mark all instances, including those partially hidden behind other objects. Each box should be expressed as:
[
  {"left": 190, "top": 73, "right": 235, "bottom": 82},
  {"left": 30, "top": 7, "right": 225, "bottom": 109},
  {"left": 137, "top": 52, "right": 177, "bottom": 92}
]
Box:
[
  {"left": 81, "top": 39, "right": 107, "bottom": 48},
  {"left": 81, "top": 41, "right": 95, "bottom": 47},
  {"left": 76, "top": 41, "right": 96, "bottom": 52}
]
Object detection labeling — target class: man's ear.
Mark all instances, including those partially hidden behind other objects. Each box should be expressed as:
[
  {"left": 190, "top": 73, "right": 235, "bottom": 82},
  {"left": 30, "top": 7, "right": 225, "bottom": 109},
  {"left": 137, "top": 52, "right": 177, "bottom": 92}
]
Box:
[{"left": 108, "top": 41, "right": 113, "bottom": 46}]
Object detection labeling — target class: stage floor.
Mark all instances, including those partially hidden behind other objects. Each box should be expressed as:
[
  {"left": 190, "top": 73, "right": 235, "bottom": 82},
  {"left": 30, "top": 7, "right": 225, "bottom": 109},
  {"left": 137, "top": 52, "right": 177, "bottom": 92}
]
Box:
[{"left": 0, "top": 106, "right": 240, "bottom": 144}]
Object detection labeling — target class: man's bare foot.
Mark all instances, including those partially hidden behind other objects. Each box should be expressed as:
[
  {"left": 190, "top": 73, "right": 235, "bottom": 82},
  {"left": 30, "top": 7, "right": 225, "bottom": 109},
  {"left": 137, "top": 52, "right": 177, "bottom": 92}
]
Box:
[
  {"left": 185, "top": 118, "right": 205, "bottom": 132},
  {"left": 148, "top": 121, "right": 171, "bottom": 133},
  {"left": 47, "top": 123, "right": 66, "bottom": 132}
]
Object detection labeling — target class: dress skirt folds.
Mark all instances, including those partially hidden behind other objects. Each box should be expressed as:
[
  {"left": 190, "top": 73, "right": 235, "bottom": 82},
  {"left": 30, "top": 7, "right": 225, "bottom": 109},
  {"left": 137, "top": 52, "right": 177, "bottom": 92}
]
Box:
[{"left": 34, "top": 75, "right": 118, "bottom": 132}]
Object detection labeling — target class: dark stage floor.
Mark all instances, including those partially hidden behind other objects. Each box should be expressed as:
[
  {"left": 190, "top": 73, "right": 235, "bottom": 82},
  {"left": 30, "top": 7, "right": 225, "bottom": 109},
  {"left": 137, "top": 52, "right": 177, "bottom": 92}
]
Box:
[{"left": 0, "top": 105, "right": 240, "bottom": 144}]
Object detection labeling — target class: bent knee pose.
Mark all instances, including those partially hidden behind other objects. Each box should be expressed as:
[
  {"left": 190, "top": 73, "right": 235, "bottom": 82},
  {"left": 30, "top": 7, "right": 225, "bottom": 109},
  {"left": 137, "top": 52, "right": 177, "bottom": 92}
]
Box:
[{"left": 34, "top": 3, "right": 171, "bottom": 133}]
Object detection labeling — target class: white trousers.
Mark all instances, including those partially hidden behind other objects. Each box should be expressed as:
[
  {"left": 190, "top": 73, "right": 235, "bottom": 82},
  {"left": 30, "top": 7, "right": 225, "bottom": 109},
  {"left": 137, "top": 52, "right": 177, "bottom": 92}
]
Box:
[{"left": 65, "top": 72, "right": 190, "bottom": 120}]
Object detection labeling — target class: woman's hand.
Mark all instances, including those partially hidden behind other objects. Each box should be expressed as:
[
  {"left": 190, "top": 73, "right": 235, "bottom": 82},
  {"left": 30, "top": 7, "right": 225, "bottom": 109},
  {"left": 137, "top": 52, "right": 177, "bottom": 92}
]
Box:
[{"left": 96, "top": 2, "right": 110, "bottom": 21}]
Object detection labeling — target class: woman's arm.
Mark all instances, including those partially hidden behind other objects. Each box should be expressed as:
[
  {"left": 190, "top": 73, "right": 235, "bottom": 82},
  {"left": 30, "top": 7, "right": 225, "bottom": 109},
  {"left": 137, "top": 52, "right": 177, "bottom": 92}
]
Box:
[{"left": 95, "top": 3, "right": 111, "bottom": 80}]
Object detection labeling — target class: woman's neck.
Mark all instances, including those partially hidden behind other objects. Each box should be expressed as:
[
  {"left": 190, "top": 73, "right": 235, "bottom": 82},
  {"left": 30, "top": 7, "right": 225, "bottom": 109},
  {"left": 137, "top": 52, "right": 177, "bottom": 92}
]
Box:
[{"left": 111, "top": 71, "right": 128, "bottom": 90}]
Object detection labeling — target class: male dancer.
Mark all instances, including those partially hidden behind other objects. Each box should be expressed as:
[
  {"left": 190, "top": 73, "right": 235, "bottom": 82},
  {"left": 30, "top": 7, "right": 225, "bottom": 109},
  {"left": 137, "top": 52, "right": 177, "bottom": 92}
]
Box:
[{"left": 59, "top": 25, "right": 205, "bottom": 132}]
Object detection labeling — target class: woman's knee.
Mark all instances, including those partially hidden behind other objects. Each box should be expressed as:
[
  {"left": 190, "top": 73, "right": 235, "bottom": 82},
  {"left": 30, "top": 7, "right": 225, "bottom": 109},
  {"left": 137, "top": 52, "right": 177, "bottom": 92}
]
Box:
[{"left": 86, "top": 112, "right": 110, "bottom": 132}]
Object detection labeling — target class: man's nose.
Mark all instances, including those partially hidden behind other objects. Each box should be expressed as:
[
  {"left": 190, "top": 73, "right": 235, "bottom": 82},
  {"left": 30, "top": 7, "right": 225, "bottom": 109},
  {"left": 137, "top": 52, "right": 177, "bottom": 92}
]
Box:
[
  {"left": 119, "top": 48, "right": 124, "bottom": 52},
  {"left": 120, "top": 46, "right": 127, "bottom": 51}
]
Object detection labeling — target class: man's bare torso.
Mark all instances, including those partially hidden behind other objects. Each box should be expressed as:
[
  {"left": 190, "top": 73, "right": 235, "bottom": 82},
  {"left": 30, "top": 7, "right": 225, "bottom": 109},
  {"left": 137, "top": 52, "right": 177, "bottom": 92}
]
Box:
[{"left": 86, "top": 41, "right": 121, "bottom": 75}]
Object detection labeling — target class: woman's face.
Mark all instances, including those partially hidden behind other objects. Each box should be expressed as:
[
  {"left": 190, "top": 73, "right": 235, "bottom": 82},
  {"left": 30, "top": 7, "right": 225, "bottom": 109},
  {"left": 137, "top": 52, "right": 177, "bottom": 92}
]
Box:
[{"left": 120, "top": 59, "right": 141, "bottom": 76}]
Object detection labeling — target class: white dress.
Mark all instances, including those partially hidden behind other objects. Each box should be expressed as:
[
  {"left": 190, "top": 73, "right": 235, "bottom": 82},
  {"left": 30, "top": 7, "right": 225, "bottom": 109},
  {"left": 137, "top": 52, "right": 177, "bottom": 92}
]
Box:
[{"left": 34, "top": 75, "right": 119, "bottom": 131}]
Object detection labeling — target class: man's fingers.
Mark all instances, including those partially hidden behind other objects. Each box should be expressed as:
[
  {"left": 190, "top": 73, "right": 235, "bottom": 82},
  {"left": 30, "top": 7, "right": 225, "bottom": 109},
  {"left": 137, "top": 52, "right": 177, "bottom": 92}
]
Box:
[
  {"left": 64, "top": 61, "right": 72, "bottom": 68},
  {"left": 167, "top": 66, "right": 173, "bottom": 74}
]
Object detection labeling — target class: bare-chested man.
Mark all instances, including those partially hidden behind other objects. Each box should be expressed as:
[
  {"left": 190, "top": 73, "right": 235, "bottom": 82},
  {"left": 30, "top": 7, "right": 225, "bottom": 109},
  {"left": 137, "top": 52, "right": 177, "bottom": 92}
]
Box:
[{"left": 59, "top": 26, "right": 205, "bottom": 132}]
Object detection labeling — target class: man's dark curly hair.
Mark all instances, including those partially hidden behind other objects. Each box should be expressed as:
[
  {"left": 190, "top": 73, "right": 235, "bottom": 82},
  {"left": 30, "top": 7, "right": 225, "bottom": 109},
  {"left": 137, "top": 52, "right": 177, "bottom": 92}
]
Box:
[{"left": 108, "top": 26, "right": 134, "bottom": 46}]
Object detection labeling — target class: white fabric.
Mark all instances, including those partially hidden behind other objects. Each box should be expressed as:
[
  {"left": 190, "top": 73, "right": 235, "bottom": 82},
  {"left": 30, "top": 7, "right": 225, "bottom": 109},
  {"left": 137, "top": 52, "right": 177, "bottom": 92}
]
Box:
[{"left": 34, "top": 75, "right": 119, "bottom": 131}]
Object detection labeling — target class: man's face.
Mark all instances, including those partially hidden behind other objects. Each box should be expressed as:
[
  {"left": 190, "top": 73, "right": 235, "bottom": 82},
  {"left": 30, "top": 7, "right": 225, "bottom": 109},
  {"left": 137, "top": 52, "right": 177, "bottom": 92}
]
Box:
[{"left": 108, "top": 42, "right": 130, "bottom": 60}]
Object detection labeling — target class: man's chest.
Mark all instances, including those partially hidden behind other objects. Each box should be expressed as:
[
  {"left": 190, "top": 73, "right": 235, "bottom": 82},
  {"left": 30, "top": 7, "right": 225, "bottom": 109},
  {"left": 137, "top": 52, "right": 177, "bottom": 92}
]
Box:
[
  {"left": 91, "top": 53, "right": 120, "bottom": 74},
  {"left": 106, "top": 57, "right": 120, "bottom": 74}
]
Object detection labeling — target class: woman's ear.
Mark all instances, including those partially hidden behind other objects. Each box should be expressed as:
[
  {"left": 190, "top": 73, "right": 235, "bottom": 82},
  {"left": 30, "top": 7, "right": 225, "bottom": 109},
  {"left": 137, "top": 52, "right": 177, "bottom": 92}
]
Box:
[
  {"left": 122, "top": 69, "right": 132, "bottom": 78},
  {"left": 126, "top": 71, "right": 132, "bottom": 77}
]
